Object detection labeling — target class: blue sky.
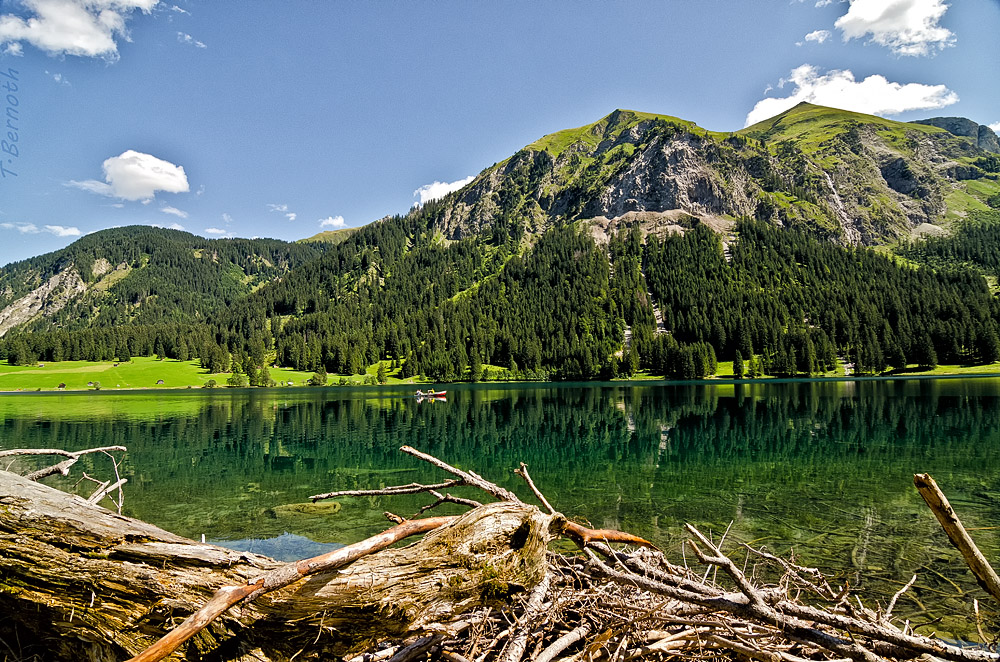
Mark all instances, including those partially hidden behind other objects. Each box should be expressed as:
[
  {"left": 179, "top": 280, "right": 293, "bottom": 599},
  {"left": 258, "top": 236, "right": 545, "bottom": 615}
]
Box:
[{"left": 0, "top": 0, "right": 998, "bottom": 266}]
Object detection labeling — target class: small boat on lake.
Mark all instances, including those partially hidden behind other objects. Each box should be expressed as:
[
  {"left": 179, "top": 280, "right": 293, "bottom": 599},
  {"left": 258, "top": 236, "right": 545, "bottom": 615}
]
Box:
[{"left": 415, "top": 390, "right": 447, "bottom": 400}]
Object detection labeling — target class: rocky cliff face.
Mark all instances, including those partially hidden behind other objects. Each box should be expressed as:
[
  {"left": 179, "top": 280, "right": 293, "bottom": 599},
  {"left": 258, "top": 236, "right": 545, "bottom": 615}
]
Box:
[
  {"left": 434, "top": 111, "right": 815, "bottom": 244},
  {"left": 427, "top": 105, "right": 1000, "bottom": 247},
  {"left": 914, "top": 117, "right": 1000, "bottom": 153},
  {"left": 0, "top": 267, "right": 86, "bottom": 337}
]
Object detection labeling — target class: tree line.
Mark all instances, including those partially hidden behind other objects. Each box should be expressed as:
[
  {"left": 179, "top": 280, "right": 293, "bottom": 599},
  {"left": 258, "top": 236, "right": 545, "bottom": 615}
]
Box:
[{"left": 4, "top": 210, "right": 1000, "bottom": 382}]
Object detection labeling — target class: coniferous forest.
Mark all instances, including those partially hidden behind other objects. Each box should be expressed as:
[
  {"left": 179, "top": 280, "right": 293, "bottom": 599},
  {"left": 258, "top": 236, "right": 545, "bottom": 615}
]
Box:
[{"left": 3, "top": 206, "right": 1000, "bottom": 382}]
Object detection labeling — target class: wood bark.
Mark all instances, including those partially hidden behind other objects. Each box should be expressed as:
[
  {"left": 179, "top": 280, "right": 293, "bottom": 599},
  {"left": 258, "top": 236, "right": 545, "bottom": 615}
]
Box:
[
  {"left": 914, "top": 472, "right": 1000, "bottom": 607},
  {"left": 0, "top": 470, "right": 556, "bottom": 662}
]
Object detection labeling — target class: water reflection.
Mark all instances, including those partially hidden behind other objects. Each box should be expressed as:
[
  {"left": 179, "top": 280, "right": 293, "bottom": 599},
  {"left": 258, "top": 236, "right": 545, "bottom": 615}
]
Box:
[{"left": 1, "top": 379, "right": 998, "bottom": 637}]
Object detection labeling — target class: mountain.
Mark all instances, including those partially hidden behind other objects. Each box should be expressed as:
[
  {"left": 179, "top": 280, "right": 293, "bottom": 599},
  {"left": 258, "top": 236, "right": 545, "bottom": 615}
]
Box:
[
  {"left": 3, "top": 104, "right": 1000, "bottom": 383},
  {"left": 426, "top": 103, "right": 1000, "bottom": 246},
  {"left": 0, "top": 226, "right": 324, "bottom": 336},
  {"left": 912, "top": 116, "right": 1000, "bottom": 154}
]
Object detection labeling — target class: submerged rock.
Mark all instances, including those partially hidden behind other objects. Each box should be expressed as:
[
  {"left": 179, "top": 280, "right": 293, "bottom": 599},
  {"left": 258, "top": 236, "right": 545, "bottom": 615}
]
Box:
[{"left": 268, "top": 500, "right": 342, "bottom": 518}]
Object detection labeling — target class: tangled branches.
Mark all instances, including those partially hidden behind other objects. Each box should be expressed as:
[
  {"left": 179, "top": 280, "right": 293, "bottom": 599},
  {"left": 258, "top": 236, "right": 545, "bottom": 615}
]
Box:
[
  {"left": 0, "top": 444, "right": 127, "bottom": 511},
  {"left": 112, "top": 445, "right": 1000, "bottom": 661},
  {"left": 323, "top": 448, "right": 998, "bottom": 662},
  {"left": 339, "top": 539, "right": 996, "bottom": 662}
]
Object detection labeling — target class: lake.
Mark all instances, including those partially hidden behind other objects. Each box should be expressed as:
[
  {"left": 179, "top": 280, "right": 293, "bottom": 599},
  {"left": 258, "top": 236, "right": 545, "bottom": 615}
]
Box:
[{"left": 2, "top": 378, "right": 997, "bottom": 638}]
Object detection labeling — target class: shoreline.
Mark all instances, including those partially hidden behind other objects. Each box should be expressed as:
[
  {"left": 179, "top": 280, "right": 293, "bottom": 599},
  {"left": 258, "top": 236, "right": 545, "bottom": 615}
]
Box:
[{"left": 3, "top": 367, "right": 1000, "bottom": 395}]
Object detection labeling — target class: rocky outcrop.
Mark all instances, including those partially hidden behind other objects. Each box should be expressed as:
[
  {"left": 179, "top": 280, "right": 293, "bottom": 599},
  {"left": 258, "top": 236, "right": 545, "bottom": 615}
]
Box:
[
  {"left": 914, "top": 117, "right": 1000, "bottom": 153},
  {"left": 434, "top": 122, "right": 766, "bottom": 243},
  {"left": 425, "top": 106, "right": 1000, "bottom": 248},
  {"left": 0, "top": 267, "right": 86, "bottom": 337},
  {"left": 591, "top": 135, "right": 746, "bottom": 219}
]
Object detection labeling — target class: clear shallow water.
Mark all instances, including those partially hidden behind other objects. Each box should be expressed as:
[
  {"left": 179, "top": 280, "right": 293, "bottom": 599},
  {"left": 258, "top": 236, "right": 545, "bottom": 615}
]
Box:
[{"left": 1, "top": 379, "right": 998, "bottom": 638}]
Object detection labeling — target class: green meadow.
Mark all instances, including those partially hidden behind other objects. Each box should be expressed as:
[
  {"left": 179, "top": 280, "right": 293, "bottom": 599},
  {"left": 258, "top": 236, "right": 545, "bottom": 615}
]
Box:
[
  {"left": 2, "top": 356, "right": 999, "bottom": 393},
  {"left": 0, "top": 357, "right": 430, "bottom": 392},
  {"left": 0, "top": 357, "right": 310, "bottom": 392}
]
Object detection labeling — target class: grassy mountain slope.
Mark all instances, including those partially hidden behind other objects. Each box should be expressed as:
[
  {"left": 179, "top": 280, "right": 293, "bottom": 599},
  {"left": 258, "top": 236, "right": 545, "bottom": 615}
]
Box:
[
  {"left": 741, "top": 103, "right": 999, "bottom": 234},
  {"left": 299, "top": 227, "right": 361, "bottom": 245},
  {"left": 427, "top": 103, "right": 1000, "bottom": 247}
]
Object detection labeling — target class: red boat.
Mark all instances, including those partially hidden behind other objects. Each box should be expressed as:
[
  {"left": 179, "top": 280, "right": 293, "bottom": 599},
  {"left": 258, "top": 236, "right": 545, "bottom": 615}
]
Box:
[{"left": 415, "top": 390, "right": 447, "bottom": 399}]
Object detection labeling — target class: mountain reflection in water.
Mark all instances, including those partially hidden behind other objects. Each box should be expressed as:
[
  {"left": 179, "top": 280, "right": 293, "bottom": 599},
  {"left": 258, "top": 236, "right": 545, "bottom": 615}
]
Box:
[{"left": 1, "top": 378, "right": 998, "bottom": 638}]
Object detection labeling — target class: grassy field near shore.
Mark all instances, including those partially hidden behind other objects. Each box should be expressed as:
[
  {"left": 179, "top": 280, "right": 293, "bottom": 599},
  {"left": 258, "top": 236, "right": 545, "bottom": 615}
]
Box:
[
  {"left": 0, "top": 357, "right": 434, "bottom": 392},
  {"left": 2, "top": 356, "right": 1000, "bottom": 392},
  {"left": 0, "top": 357, "right": 337, "bottom": 392}
]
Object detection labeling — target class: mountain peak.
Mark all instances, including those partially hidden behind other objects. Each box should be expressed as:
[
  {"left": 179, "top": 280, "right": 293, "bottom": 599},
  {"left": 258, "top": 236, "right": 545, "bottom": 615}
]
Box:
[{"left": 526, "top": 109, "right": 697, "bottom": 159}]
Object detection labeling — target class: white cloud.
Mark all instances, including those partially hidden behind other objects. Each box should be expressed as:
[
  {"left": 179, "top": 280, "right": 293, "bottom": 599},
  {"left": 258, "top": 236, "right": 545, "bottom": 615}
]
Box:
[
  {"left": 745, "top": 64, "right": 958, "bottom": 126},
  {"left": 169, "top": 5, "right": 189, "bottom": 14},
  {"left": 176, "top": 31, "right": 204, "bottom": 48},
  {"left": 67, "top": 179, "right": 113, "bottom": 196},
  {"left": 221, "top": 212, "right": 233, "bottom": 225},
  {"left": 267, "top": 203, "right": 296, "bottom": 222},
  {"left": 805, "top": 29, "right": 832, "bottom": 43},
  {"left": 835, "top": 0, "right": 954, "bottom": 56},
  {"left": 319, "top": 215, "right": 346, "bottom": 229},
  {"left": 160, "top": 205, "right": 187, "bottom": 219},
  {"left": 45, "top": 70, "right": 69, "bottom": 85},
  {"left": 69, "top": 150, "right": 189, "bottom": 201},
  {"left": 816, "top": 0, "right": 835, "bottom": 6},
  {"left": 989, "top": 122, "right": 1000, "bottom": 134},
  {"left": 1, "top": 222, "right": 37, "bottom": 233},
  {"left": 44, "top": 224, "right": 81, "bottom": 237},
  {"left": 1, "top": 221, "right": 80, "bottom": 237},
  {"left": 413, "top": 175, "right": 475, "bottom": 205},
  {"left": 204, "top": 227, "right": 226, "bottom": 235},
  {"left": 0, "top": 0, "right": 159, "bottom": 60},
  {"left": 3, "top": 42, "right": 22, "bottom": 56}
]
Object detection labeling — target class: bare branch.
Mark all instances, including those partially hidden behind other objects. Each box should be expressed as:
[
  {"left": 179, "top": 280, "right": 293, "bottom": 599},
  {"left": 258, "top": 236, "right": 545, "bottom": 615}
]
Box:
[
  {"left": 563, "top": 521, "right": 658, "bottom": 551},
  {"left": 414, "top": 490, "right": 483, "bottom": 517},
  {"left": 126, "top": 516, "right": 455, "bottom": 662},
  {"left": 310, "top": 479, "right": 464, "bottom": 502},
  {"left": 884, "top": 574, "right": 917, "bottom": 623},
  {"left": 87, "top": 478, "right": 128, "bottom": 506},
  {"left": 400, "top": 445, "right": 521, "bottom": 503},
  {"left": 915, "top": 472, "right": 1000, "bottom": 606},
  {"left": 0, "top": 445, "right": 128, "bottom": 482},
  {"left": 535, "top": 623, "right": 592, "bottom": 662},
  {"left": 514, "top": 462, "right": 556, "bottom": 514}
]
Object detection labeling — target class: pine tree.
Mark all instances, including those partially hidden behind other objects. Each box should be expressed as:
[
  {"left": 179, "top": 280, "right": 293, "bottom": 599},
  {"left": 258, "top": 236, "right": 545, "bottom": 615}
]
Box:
[
  {"left": 469, "top": 350, "right": 483, "bottom": 382},
  {"left": 227, "top": 368, "right": 249, "bottom": 388},
  {"left": 977, "top": 327, "right": 1000, "bottom": 364},
  {"left": 915, "top": 333, "right": 938, "bottom": 369}
]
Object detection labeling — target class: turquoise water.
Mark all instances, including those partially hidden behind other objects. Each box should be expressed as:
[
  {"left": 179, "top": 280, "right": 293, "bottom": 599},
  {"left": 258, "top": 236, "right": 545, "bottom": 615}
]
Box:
[{"left": 1, "top": 379, "right": 997, "bottom": 637}]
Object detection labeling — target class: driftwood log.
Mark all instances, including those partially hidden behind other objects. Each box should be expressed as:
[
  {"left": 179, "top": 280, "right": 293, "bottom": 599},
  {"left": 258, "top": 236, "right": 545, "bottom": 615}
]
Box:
[
  {"left": 1, "top": 447, "right": 998, "bottom": 662},
  {"left": 0, "top": 469, "right": 561, "bottom": 661}
]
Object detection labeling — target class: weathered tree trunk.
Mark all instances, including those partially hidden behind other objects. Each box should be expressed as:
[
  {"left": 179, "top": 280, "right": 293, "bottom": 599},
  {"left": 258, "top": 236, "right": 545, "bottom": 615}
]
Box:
[{"left": 0, "top": 470, "right": 555, "bottom": 662}]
